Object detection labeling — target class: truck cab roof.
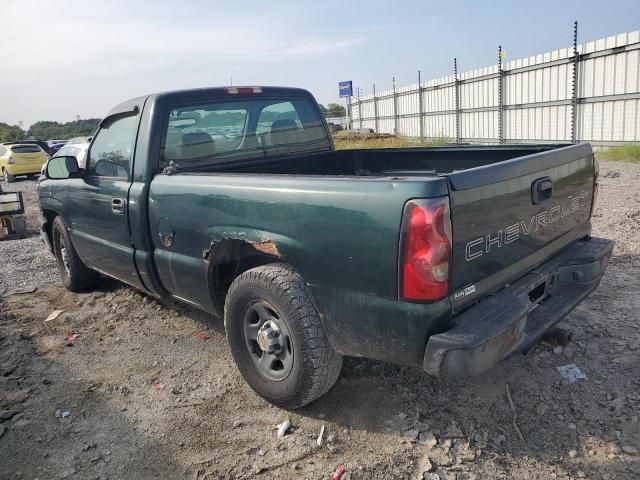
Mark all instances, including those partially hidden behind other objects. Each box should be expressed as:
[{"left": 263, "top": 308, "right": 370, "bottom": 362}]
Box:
[{"left": 105, "top": 86, "right": 316, "bottom": 120}]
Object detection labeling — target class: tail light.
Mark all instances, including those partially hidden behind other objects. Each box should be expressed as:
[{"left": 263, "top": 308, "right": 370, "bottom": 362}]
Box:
[
  {"left": 399, "top": 197, "right": 452, "bottom": 301},
  {"left": 7, "top": 156, "right": 15, "bottom": 165}
]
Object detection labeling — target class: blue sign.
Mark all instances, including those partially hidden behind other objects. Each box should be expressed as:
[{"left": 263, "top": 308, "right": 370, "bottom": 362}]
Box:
[{"left": 339, "top": 81, "right": 353, "bottom": 97}]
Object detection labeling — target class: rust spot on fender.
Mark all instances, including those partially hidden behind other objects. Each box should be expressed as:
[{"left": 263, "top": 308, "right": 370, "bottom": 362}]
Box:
[
  {"left": 203, "top": 237, "right": 282, "bottom": 264},
  {"left": 252, "top": 240, "right": 280, "bottom": 258}
]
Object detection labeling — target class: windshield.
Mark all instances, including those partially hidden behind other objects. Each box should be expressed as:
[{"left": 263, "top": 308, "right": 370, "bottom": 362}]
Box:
[{"left": 160, "top": 97, "right": 329, "bottom": 169}]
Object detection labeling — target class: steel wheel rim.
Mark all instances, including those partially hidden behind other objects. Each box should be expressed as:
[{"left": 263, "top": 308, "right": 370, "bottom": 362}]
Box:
[
  {"left": 55, "top": 229, "right": 71, "bottom": 276},
  {"left": 243, "top": 300, "right": 294, "bottom": 381}
]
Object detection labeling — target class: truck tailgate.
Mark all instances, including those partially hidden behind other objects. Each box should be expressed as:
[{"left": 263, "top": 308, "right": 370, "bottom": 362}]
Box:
[{"left": 446, "top": 143, "right": 595, "bottom": 312}]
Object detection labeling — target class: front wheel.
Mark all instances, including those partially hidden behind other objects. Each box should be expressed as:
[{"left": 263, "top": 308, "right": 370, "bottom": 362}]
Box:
[
  {"left": 51, "top": 216, "right": 100, "bottom": 292},
  {"left": 224, "top": 264, "right": 342, "bottom": 409}
]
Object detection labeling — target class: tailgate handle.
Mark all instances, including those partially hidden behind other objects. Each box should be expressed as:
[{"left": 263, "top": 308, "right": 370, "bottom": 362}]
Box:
[{"left": 532, "top": 177, "right": 553, "bottom": 204}]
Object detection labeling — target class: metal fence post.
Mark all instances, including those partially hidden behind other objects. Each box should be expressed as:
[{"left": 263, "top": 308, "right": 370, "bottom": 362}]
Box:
[
  {"left": 356, "top": 87, "right": 362, "bottom": 131},
  {"left": 571, "top": 21, "right": 579, "bottom": 143},
  {"left": 373, "top": 83, "right": 379, "bottom": 133},
  {"left": 454, "top": 58, "right": 461, "bottom": 143},
  {"left": 393, "top": 77, "right": 398, "bottom": 135},
  {"left": 418, "top": 70, "right": 424, "bottom": 138},
  {"left": 498, "top": 45, "right": 505, "bottom": 144}
]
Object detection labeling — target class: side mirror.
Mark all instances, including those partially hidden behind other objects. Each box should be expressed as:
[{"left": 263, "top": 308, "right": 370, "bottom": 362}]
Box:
[{"left": 46, "top": 156, "right": 80, "bottom": 179}]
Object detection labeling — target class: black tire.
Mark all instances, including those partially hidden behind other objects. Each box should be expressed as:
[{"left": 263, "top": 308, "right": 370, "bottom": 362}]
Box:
[
  {"left": 51, "top": 216, "right": 100, "bottom": 292},
  {"left": 3, "top": 169, "right": 15, "bottom": 183},
  {"left": 224, "top": 264, "right": 342, "bottom": 409}
]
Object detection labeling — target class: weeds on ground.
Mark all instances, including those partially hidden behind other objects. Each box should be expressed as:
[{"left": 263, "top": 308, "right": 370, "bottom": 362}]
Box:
[
  {"left": 334, "top": 133, "right": 451, "bottom": 150},
  {"left": 596, "top": 143, "right": 640, "bottom": 163}
]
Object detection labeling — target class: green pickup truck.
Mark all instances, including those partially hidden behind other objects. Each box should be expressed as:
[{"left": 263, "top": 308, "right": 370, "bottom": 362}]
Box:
[{"left": 38, "top": 86, "right": 612, "bottom": 408}]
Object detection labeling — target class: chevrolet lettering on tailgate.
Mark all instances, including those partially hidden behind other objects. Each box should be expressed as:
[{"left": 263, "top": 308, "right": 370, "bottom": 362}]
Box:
[{"left": 465, "top": 191, "right": 591, "bottom": 262}]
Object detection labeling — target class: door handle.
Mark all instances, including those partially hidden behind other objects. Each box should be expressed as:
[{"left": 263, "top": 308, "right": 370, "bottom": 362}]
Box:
[{"left": 111, "top": 197, "right": 126, "bottom": 214}]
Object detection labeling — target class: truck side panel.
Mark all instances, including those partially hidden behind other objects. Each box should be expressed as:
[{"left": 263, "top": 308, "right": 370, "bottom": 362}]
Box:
[{"left": 147, "top": 173, "right": 452, "bottom": 366}]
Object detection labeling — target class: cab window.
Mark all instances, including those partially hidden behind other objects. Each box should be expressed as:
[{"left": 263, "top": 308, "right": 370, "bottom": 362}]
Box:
[
  {"left": 161, "top": 97, "right": 328, "bottom": 169},
  {"left": 88, "top": 115, "right": 137, "bottom": 179}
]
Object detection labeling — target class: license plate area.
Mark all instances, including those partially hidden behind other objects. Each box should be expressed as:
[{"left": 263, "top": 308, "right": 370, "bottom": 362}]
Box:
[{"left": 528, "top": 277, "right": 550, "bottom": 307}]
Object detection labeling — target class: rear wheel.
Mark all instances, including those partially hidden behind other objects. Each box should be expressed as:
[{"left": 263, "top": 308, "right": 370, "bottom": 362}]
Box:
[
  {"left": 3, "top": 169, "right": 15, "bottom": 183},
  {"left": 224, "top": 264, "right": 342, "bottom": 409},
  {"left": 51, "top": 216, "right": 100, "bottom": 292}
]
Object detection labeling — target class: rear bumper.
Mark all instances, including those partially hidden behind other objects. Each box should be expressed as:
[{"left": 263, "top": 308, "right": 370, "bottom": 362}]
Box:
[
  {"left": 423, "top": 237, "right": 613, "bottom": 377},
  {"left": 6, "top": 164, "right": 44, "bottom": 176}
]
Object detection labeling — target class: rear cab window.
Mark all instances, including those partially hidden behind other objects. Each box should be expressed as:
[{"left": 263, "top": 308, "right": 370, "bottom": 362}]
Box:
[{"left": 160, "top": 97, "right": 329, "bottom": 169}]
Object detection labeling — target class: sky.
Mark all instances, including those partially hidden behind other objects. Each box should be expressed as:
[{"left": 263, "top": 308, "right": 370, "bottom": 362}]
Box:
[{"left": 2, "top": 0, "right": 640, "bottom": 127}]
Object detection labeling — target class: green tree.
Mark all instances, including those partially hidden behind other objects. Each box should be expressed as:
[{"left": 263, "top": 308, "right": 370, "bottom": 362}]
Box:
[
  {"left": 325, "top": 103, "right": 346, "bottom": 117},
  {"left": 26, "top": 118, "right": 101, "bottom": 140},
  {"left": 0, "top": 122, "right": 26, "bottom": 142},
  {"left": 317, "top": 104, "right": 328, "bottom": 116}
]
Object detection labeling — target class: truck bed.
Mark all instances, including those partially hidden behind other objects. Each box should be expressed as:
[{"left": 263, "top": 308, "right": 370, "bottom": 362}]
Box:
[
  {"left": 175, "top": 142, "right": 597, "bottom": 325},
  {"left": 203, "top": 144, "right": 564, "bottom": 177}
]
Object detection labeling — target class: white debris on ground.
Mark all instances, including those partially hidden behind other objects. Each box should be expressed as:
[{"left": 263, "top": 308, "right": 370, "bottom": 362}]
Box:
[{"left": 557, "top": 363, "right": 588, "bottom": 383}]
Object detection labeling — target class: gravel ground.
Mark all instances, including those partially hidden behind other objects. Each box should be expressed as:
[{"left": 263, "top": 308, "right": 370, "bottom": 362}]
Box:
[
  {"left": 0, "top": 178, "right": 58, "bottom": 292},
  {"left": 0, "top": 161, "right": 638, "bottom": 480}
]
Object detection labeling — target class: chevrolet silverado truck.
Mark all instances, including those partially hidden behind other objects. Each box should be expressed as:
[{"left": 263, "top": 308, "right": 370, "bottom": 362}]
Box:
[{"left": 38, "top": 86, "right": 613, "bottom": 408}]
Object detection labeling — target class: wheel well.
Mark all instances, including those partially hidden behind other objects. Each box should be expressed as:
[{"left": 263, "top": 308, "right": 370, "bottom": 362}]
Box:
[
  {"left": 206, "top": 238, "right": 284, "bottom": 313},
  {"left": 42, "top": 209, "right": 59, "bottom": 245}
]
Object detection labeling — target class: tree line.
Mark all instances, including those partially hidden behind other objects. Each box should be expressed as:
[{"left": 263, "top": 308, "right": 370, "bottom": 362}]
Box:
[
  {"left": 0, "top": 119, "right": 101, "bottom": 143},
  {"left": 318, "top": 103, "right": 346, "bottom": 118}
]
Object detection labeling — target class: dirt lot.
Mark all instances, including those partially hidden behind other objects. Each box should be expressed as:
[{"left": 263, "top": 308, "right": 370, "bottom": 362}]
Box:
[{"left": 1, "top": 161, "right": 639, "bottom": 480}]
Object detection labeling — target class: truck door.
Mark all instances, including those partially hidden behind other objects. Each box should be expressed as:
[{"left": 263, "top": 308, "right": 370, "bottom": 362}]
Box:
[{"left": 66, "top": 112, "right": 144, "bottom": 289}]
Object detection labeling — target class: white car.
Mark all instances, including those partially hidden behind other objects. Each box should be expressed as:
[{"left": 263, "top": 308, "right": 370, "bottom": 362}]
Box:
[{"left": 41, "top": 142, "right": 90, "bottom": 175}]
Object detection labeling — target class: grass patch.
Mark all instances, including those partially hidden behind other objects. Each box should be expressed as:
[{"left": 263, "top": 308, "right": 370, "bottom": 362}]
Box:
[
  {"left": 596, "top": 143, "right": 640, "bottom": 163},
  {"left": 334, "top": 133, "right": 451, "bottom": 150}
]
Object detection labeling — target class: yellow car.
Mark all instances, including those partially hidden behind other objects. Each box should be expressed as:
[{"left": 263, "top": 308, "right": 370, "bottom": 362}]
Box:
[{"left": 0, "top": 143, "right": 49, "bottom": 182}]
